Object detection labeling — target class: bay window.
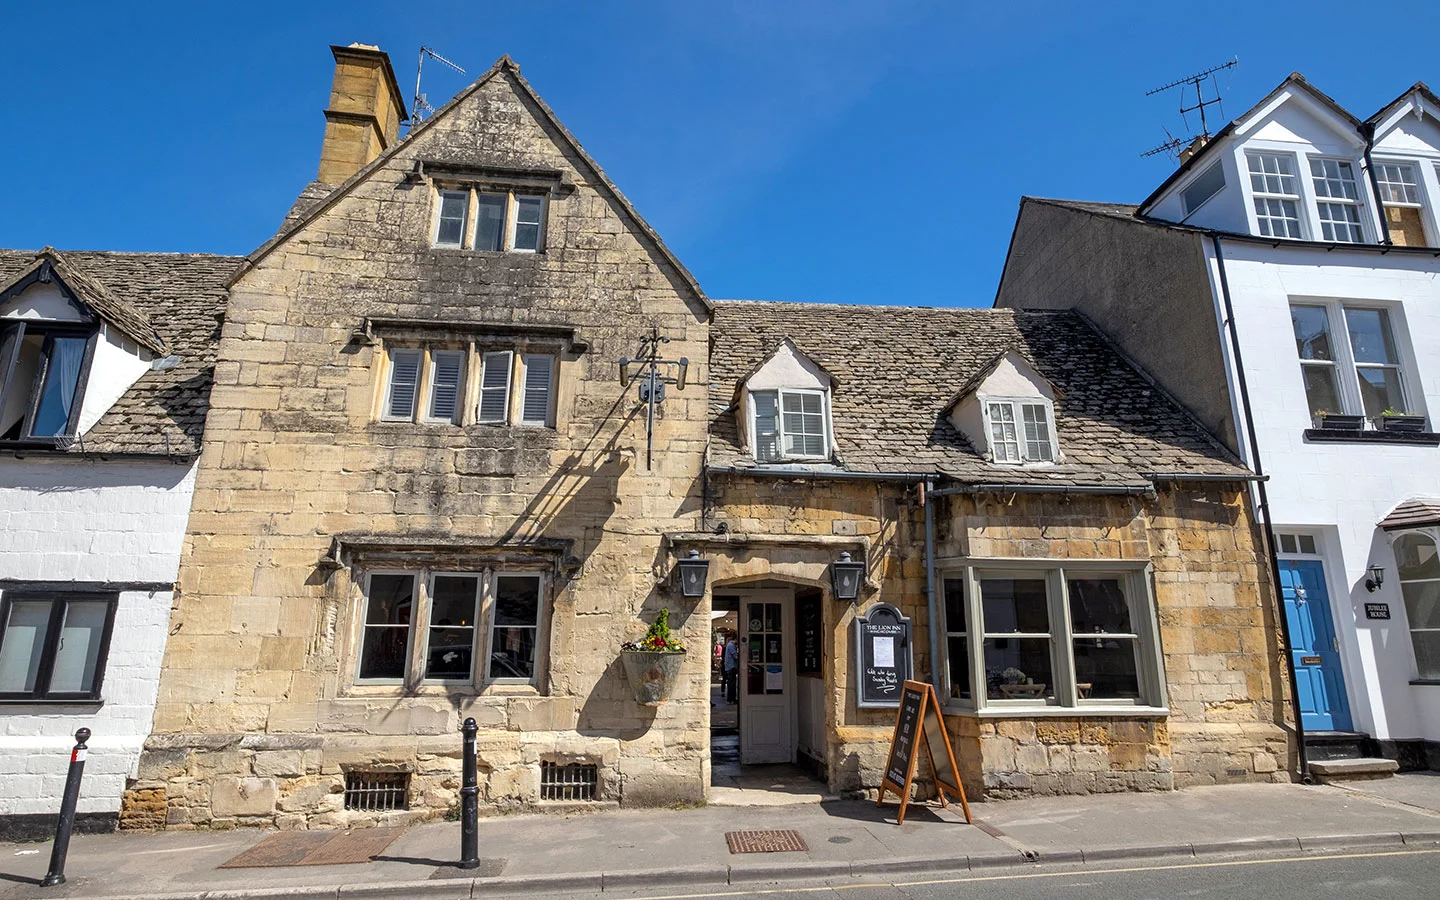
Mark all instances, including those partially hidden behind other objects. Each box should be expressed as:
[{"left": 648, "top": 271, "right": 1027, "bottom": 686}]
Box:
[
  {"left": 1393, "top": 532, "right": 1440, "bottom": 681},
  {"left": 940, "top": 562, "right": 1163, "bottom": 712}
]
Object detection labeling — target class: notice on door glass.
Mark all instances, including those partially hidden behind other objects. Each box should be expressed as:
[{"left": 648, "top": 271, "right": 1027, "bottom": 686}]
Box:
[
  {"left": 765, "top": 665, "right": 783, "bottom": 691},
  {"left": 873, "top": 636, "right": 895, "bottom": 668}
]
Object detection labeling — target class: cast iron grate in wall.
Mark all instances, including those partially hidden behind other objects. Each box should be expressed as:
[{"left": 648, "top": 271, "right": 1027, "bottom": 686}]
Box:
[
  {"left": 540, "top": 761, "right": 597, "bottom": 801},
  {"left": 343, "top": 771, "right": 410, "bottom": 812}
]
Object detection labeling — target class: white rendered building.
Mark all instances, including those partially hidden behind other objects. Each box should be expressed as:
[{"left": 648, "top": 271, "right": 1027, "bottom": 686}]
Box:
[
  {"left": 0, "top": 249, "right": 234, "bottom": 836},
  {"left": 998, "top": 75, "right": 1440, "bottom": 773}
]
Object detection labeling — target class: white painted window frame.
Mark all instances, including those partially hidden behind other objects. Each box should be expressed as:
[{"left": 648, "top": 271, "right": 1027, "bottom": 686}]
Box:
[
  {"left": 432, "top": 188, "right": 471, "bottom": 248},
  {"left": 477, "top": 350, "right": 515, "bottom": 424},
  {"left": 1245, "top": 149, "right": 1306, "bottom": 239},
  {"left": 938, "top": 558, "right": 1165, "bottom": 716},
  {"left": 748, "top": 387, "right": 830, "bottom": 462},
  {"left": 1289, "top": 299, "right": 1417, "bottom": 425},
  {"left": 424, "top": 349, "right": 467, "bottom": 424},
  {"left": 1308, "top": 157, "right": 1366, "bottom": 243},
  {"left": 381, "top": 348, "right": 424, "bottom": 422},
  {"left": 421, "top": 571, "right": 484, "bottom": 684},
  {"left": 980, "top": 397, "right": 1058, "bottom": 465},
  {"left": 1374, "top": 158, "right": 1439, "bottom": 246}
]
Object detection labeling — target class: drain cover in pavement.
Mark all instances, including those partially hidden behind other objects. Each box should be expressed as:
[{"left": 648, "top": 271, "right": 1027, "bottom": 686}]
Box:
[
  {"left": 725, "top": 830, "right": 808, "bottom": 854},
  {"left": 219, "top": 827, "right": 405, "bottom": 868}
]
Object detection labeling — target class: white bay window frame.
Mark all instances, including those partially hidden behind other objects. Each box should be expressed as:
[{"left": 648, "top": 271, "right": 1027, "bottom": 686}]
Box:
[{"left": 937, "top": 558, "right": 1166, "bottom": 716}]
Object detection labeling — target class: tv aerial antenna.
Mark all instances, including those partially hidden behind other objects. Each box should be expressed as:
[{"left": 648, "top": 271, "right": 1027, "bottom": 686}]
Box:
[
  {"left": 1141, "top": 57, "right": 1238, "bottom": 159},
  {"left": 412, "top": 46, "right": 466, "bottom": 124}
]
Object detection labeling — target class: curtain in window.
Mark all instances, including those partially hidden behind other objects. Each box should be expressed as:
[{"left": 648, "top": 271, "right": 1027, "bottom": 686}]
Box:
[{"left": 31, "top": 336, "right": 86, "bottom": 437}]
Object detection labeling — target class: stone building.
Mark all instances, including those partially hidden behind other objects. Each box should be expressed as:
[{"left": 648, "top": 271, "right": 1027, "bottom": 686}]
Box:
[
  {"left": 126, "top": 46, "right": 713, "bottom": 830},
  {"left": 121, "top": 43, "right": 1289, "bottom": 829},
  {"left": 0, "top": 248, "right": 235, "bottom": 837},
  {"left": 700, "top": 301, "right": 1289, "bottom": 798}
]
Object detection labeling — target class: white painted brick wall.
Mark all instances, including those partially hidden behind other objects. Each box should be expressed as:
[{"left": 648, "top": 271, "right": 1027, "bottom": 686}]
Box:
[{"left": 0, "top": 459, "right": 197, "bottom": 815}]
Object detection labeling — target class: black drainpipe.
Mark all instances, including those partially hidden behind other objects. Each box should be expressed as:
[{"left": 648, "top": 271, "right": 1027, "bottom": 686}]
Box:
[
  {"left": 923, "top": 476, "right": 942, "bottom": 694},
  {"left": 1211, "top": 234, "right": 1311, "bottom": 782},
  {"left": 1360, "top": 122, "right": 1392, "bottom": 247}
]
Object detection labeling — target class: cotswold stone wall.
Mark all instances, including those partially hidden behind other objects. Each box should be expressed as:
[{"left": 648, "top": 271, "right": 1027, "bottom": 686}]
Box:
[
  {"left": 125, "top": 66, "right": 712, "bottom": 830},
  {"left": 709, "top": 478, "right": 1290, "bottom": 799}
]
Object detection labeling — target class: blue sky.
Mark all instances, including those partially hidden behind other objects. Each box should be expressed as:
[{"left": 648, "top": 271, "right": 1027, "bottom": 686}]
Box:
[{"left": 4, "top": 1, "right": 1437, "bottom": 306}]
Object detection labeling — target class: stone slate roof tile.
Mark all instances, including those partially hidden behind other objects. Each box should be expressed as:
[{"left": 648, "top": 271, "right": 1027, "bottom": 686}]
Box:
[
  {"left": 709, "top": 301, "right": 1249, "bottom": 486},
  {"left": 0, "top": 249, "right": 240, "bottom": 457},
  {"left": 1379, "top": 497, "right": 1440, "bottom": 531}
]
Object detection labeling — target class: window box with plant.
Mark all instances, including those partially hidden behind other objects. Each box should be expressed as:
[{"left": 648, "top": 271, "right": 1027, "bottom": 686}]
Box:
[
  {"left": 1378, "top": 409, "right": 1427, "bottom": 433},
  {"left": 1314, "top": 410, "right": 1364, "bottom": 431},
  {"left": 619, "top": 608, "right": 687, "bottom": 706}
]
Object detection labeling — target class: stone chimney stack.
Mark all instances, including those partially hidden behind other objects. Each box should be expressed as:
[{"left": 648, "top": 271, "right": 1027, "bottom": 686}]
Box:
[
  {"left": 1177, "top": 134, "right": 1210, "bottom": 166},
  {"left": 317, "top": 44, "right": 407, "bottom": 185}
]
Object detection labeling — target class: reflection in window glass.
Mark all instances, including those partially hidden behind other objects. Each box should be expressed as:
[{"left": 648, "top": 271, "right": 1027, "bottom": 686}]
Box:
[
  {"left": 47, "top": 601, "right": 108, "bottom": 693},
  {"left": 1395, "top": 533, "right": 1440, "bottom": 680},
  {"left": 979, "top": 578, "right": 1053, "bottom": 701},
  {"left": 513, "top": 196, "right": 544, "bottom": 251},
  {"left": 435, "top": 190, "right": 468, "bottom": 247},
  {"left": 1068, "top": 579, "right": 1140, "bottom": 700},
  {"left": 427, "top": 575, "right": 479, "bottom": 680},
  {"left": 360, "top": 574, "right": 414, "bottom": 680},
  {"left": 476, "top": 194, "right": 507, "bottom": 251},
  {"left": 490, "top": 575, "right": 540, "bottom": 680},
  {"left": 0, "top": 601, "right": 52, "bottom": 694}
]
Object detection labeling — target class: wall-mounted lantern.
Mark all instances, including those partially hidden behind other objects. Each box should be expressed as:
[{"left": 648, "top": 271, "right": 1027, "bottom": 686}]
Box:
[
  {"left": 1365, "top": 563, "right": 1386, "bottom": 593},
  {"left": 831, "top": 552, "right": 866, "bottom": 602},
  {"left": 675, "top": 550, "right": 710, "bottom": 598}
]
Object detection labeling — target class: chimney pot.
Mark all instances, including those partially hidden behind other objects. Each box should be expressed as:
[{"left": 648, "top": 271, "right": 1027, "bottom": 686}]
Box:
[
  {"left": 1177, "top": 134, "right": 1210, "bottom": 166},
  {"left": 317, "top": 44, "right": 406, "bottom": 185}
]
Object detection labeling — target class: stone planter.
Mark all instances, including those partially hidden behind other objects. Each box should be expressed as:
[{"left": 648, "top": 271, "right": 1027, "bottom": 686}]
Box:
[
  {"left": 1379, "top": 415, "right": 1427, "bottom": 433},
  {"left": 620, "top": 650, "right": 686, "bottom": 706}
]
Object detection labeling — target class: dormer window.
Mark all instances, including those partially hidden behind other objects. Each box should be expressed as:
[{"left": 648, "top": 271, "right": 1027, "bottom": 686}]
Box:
[
  {"left": 752, "top": 389, "right": 828, "bottom": 461},
  {"left": 0, "top": 323, "right": 94, "bottom": 440},
  {"left": 1247, "top": 152, "right": 1303, "bottom": 239},
  {"left": 1309, "top": 159, "right": 1364, "bottom": 243},
  {"left": 984, "top": 399, "right": 1055, "bottom": 464}
]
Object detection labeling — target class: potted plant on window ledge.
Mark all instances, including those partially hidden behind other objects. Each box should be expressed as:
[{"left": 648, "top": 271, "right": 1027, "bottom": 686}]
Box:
[
  {"left": 620, "top": 608, "right": 687, "bottom": 706},
  {"left": 1378, "top": 408, "right": 1427, "bottom": 433},
  {"left": 1314, "top": 409, "right": 1364, "bottom": 431}
]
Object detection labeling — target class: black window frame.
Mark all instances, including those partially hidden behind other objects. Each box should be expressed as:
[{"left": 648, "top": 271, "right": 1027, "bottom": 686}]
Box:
[
  {"left": 0, "top": 320, "right": 100, "bottom": 443},
  {"left": 0, "top": 591, "right": 119, "bottom": 702}
]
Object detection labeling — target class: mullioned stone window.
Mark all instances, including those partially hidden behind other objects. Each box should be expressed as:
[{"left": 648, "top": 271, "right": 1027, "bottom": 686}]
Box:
[
  {"left": 378, "top": 343, "right": 556, "bottom": 428},
  {"left": 430, "top": 183, "right": 546, "bottom": 253}
]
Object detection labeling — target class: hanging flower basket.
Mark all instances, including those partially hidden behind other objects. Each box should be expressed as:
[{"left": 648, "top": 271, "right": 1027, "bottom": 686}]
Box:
[{"left": 620, "top": 608, "right": 687, "bottom": 706}]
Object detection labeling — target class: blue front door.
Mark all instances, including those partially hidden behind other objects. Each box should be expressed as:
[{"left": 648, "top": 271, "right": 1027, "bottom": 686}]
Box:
[{"left": 1279, "top": 560, "right": 1352, "bottom": 732}]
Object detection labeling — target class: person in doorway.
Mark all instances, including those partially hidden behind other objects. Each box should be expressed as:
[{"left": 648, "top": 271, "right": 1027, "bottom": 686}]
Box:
[{"left": 723, "top": 636, "right": 739, "bottom": 704}]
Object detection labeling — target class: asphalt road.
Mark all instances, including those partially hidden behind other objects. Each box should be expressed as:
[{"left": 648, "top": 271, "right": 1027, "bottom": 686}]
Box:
[{"left": 516, "top": 847, "right": 1440, "bottom": 900}]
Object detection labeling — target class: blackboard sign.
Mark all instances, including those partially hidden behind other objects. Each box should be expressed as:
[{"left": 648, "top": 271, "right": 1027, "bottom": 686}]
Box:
[
  {"left": 876, "top": 680, "right": 971, "bottom": 826},
  {"left": 1365, "top": 603, "right": 1391, "bottom": 620},
  {"left": 855, "top": 603, "right": 912, "bottom": 708},
  {"left": 884, "top": 685, "right": 924, "bottom": 788}
]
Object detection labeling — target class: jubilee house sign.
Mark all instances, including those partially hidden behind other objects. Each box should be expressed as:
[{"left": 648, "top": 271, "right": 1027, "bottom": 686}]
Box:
[{"left": 855, "top": 602, "right": 912, "bottom": 708}]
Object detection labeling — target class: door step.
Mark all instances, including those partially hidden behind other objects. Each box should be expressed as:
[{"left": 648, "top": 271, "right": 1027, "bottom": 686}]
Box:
[
  {"left": 1305, "top": 730, "right": 1375, "bottom": 762},
  {"left": 1308, "top": 757, "right": 1399, "bottom": 783}
]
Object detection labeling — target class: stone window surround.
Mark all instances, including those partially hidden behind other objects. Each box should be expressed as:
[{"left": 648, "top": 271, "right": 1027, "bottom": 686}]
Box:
[
  {"left": 414, "top": 161, "right": 576, "bottom": 255},
  {"left": 935, "top": 556, "right": 1168, "bottom": 718},
  {"left": 363, "top": 320, "right": 584, "bottom": 429},
  {"left": 351, "top": 565, "right": 551, "bottom": 694},
  {"left": 325, "top": 535, "right": 572, "bottom": 699}
]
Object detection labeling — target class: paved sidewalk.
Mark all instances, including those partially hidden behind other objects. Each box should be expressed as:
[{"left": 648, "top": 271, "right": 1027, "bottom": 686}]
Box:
[{"left": 3, "top": 777, "right": 1440, "bottom": 899}]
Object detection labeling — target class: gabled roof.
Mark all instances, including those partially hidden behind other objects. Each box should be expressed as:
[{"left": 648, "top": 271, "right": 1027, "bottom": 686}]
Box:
[
  {"left": 0, "top": 248, "right": 167, "bottom": 354},
  {"left": 941, "top": 348, "right": 1058, "bottom": 413},
  {"left": 0, "top": 249, "right": 239, "bottom": 457},
  {"left": 709, "top": 300, "right": 1248, "bottom": 487},
  {"left": 1365, "top": 81, "right": 1440, "bottom": 128},
  {"left": 1139, "top": 73, "right": 1359, "bottom": 216},
  {"left": 234, "top": 56, "right": 709, "bottom": 311},
  {"left": 734, "top": 337, "right": 839, "bottom": 390}
]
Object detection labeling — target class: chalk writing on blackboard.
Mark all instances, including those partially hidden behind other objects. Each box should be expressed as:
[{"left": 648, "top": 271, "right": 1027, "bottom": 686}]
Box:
[{"left": 855, "top": 603, "right": 913, "bottom": 708}]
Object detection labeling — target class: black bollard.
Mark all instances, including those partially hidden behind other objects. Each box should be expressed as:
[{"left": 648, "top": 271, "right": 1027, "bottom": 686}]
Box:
[
  {"left": 42, "top": 727, "right": 91, "bottom": 888},
  {"left": 459, "top": 717, "right": 479, "bottom": 869}
]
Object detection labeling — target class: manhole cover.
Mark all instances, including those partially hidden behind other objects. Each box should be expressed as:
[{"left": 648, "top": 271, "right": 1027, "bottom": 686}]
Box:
[
  {"left": 725, "top": 830, "right": 808, "bottom": 854},
  {"left": 219, "top": 827, "right": 405, "bottom": 868}
]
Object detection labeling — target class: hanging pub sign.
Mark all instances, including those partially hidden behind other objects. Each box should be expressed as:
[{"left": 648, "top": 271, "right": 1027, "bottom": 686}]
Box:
[{"left": 855, "top": 602, "right": 912, "bottom": 708}]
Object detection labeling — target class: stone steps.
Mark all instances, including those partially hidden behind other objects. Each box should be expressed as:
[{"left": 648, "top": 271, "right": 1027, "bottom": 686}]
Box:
[{"left": 1308, "top": 757, "right": 1399, "bottom": 783}]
